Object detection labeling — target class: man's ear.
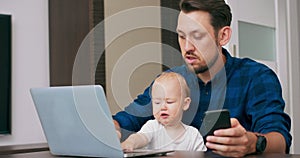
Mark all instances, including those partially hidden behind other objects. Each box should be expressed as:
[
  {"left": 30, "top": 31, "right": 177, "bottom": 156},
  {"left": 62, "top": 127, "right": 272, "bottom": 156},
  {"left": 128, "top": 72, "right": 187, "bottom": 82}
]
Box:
[
  {"left": 183, "top": 97, "right": 191, "bottom": 111},
  {"left": 218, "top": 26, "right": 232, "bottom": 46}
]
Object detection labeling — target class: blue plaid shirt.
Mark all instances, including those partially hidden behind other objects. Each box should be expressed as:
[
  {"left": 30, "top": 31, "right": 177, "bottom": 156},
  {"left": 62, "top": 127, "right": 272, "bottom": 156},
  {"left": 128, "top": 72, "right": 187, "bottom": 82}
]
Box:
[{"left": 113, "top": 48, "right": 292, "bottom": 152}]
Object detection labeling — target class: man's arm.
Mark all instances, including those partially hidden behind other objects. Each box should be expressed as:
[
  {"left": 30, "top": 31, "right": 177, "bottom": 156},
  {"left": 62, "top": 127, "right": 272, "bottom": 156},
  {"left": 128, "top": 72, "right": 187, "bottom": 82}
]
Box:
[
  {"left": 205, "top": 118, "right": 286, "bottom": 157},
  {"left": 206, "top": 65, "right": 290, "bottom": 157},
  {"left": 263, "top": 132, "right": 286, "bottom": 153},
  {"left": 113, "top": 109, "right": 153, "bottom": 141},
  {"left": 112, "top": 86, "right": 154, "bottom": 140}
]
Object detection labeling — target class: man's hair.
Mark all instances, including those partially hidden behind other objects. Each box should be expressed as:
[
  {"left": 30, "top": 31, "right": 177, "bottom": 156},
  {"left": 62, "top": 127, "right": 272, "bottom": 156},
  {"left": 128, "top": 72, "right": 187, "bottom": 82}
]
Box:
[
  {"left": 154, "top": 72, "right": 190, "bottom": 97},
  {"left": 179, "top": 0, "right": 232, "bottom": 36}
]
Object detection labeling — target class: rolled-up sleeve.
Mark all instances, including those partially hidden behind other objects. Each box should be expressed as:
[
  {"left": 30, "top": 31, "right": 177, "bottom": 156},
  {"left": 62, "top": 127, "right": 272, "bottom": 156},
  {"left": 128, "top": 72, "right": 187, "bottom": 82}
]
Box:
[
  {"left": 246, "top": 67, "right": 292, "bottom": 153},
  {"left": 113, "top": 87, "right": 154, "bottom": 140}
]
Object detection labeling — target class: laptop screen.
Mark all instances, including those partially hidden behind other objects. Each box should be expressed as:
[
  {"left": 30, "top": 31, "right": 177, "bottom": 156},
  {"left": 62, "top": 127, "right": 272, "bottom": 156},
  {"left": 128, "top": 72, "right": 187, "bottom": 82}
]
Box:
[{"left": 31, "top": 85, "right": 123, "bottom": 157}]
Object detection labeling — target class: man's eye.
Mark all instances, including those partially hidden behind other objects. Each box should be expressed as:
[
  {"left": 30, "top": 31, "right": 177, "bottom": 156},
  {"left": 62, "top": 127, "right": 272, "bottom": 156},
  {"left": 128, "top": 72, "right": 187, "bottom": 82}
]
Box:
[
  {"left": 193, "top": 34, "right": 203, "bottom": 40},
  {"left": 178, "top": 35, "right": 186, "bottom": 39}
]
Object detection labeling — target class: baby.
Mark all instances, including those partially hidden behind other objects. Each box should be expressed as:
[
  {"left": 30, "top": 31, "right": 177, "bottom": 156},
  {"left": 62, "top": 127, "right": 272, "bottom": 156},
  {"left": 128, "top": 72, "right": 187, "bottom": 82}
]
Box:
[{"left": 121, "top": 72, "right": 206, "bottom": 151}]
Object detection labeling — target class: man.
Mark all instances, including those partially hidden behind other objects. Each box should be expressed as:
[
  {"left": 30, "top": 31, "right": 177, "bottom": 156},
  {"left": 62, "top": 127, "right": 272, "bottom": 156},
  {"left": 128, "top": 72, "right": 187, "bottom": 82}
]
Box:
[{"left": 113, "top": 0, "right": 292, "bottom": 157}]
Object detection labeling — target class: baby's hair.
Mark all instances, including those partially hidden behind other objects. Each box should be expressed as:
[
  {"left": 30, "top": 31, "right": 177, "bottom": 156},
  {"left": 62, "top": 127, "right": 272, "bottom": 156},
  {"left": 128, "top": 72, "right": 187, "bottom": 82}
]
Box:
[{"left": 154, "top": 72, "right": 190, "bottom": 98}]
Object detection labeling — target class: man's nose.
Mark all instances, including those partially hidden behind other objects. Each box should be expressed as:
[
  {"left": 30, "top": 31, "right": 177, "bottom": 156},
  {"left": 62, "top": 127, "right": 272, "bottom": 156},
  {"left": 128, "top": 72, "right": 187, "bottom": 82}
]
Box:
[{"left": 184, "top": 38, "right": 195, "bottom": 52}]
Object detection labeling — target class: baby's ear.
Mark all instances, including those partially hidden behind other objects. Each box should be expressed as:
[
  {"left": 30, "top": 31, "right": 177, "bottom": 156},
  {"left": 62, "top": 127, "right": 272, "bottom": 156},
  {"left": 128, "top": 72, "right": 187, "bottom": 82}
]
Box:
[{"left": 183, "top": 97, "right": 191, "bottom": 111}]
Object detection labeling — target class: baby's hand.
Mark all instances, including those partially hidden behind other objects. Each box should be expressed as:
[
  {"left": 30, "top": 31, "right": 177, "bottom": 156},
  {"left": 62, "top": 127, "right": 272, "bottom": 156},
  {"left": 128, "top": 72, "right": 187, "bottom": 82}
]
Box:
[{"left": 121, "top": 141, "right": 135, "bottom": 152}]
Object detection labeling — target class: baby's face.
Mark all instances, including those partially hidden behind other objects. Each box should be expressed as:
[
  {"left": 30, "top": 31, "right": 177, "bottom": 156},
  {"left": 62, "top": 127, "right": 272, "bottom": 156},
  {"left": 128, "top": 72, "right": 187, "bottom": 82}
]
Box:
[{"left": 151, "top": 78, "right": 186, "bottom": 127}]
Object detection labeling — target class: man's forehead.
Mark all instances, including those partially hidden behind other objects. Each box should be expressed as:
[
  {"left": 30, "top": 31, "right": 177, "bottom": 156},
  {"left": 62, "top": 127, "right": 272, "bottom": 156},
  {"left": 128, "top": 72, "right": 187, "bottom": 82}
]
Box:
[{"left": 177, "top": 11, "right": 210, "bottom": 33}]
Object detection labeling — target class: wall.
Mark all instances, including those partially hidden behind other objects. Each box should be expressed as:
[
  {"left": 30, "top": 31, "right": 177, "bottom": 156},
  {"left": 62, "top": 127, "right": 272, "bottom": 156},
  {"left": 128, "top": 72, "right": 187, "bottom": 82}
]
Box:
[
  {"left": 104, "top": 0, "right": 162, "bottom": 114},
  {"left": 287, "top": 0, "right": 300, "bottom": 153},
  {"left": 0, "top": 0, "right": 48, "bottom": 145},
  {"left": 237, "top": 0, "right": 275, "bottom": 27},
  {"left": 0, "top": 0, "right": 162, "bottom": 146}
]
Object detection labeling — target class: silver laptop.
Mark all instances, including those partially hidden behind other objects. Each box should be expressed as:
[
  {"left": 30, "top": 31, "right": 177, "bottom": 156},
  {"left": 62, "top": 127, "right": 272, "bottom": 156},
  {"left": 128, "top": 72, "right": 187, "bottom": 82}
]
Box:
[{"left": 30, "top": 85, "right": 173, "bottom": 157}]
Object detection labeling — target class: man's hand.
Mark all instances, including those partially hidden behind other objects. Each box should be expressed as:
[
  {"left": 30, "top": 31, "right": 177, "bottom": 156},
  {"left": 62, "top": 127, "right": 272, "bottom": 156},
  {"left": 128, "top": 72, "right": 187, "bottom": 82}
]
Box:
[{"left": 205, "top": 118, "right": 257, "bottom": 157}]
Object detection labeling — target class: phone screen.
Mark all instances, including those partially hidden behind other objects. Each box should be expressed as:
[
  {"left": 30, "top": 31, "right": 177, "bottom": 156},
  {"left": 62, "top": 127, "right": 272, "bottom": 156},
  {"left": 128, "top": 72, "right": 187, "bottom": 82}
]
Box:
[{"left": 202, "top": 109, "right": 231, "bottom": 137}]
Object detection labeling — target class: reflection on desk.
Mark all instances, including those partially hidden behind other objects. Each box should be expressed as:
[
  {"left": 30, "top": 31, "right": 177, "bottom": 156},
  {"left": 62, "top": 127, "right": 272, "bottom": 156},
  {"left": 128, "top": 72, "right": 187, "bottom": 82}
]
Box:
[{"left": 0, "top": 150, "right": 300, "bottom": 158}]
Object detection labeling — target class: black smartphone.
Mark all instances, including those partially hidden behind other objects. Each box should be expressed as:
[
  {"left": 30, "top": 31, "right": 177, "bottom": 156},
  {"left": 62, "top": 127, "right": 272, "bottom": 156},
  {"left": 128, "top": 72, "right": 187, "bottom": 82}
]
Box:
[{"left": 202, "top": 109, "right": 231, "bottom": 137}]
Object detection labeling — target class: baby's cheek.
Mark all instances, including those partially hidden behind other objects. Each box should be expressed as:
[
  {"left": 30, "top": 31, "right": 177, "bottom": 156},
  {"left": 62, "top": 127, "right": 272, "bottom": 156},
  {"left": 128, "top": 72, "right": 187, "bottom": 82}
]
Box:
[
  {"left": 152, "top": 106, "right": 159, "bottom": 114},
  {"left": 152, "top": 110, "right": 160, "bottom": 118}
]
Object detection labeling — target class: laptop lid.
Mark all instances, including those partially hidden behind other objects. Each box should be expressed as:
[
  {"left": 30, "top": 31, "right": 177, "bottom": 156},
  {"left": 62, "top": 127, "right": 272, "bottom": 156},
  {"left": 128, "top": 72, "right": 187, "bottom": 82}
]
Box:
[
  {"left": 30, "top": 85, "right": 173, "bottom": 157},
  {"left": 30, "top": 85, "right": 123, "bottom": 157}
]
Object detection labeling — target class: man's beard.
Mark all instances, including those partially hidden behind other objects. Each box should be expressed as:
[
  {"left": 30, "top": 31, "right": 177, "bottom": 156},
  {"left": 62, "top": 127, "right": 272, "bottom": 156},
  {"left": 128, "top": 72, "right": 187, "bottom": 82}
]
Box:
[
  {"left": 193, "top": 47, "right": 220, "bottom": 74},
  {"left": 194, "top": 65, "right": 209, "bottom": 74}
]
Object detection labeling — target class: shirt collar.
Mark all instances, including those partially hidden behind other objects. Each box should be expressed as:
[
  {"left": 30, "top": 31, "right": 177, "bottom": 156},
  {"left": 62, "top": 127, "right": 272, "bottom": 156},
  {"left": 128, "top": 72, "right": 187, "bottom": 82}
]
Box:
[
  {"left": 222, "top": 47, "right": 234, "bottom": 75},
  {"left": 198, "top": 48, "right": 233, "bottom": 85}
]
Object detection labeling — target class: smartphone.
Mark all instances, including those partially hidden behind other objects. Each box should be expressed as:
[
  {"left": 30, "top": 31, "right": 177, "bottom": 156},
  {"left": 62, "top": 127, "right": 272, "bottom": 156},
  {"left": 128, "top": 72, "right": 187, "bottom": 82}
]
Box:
[{"left": 202, "top": 109, "right": 231, "bottom": 137}]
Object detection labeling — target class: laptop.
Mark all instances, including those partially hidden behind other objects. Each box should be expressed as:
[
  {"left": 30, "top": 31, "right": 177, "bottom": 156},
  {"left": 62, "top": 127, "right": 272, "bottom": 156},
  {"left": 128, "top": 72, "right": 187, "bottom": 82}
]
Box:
[{"left": 30, "top": 85, "right": 173, "bottom": 157}]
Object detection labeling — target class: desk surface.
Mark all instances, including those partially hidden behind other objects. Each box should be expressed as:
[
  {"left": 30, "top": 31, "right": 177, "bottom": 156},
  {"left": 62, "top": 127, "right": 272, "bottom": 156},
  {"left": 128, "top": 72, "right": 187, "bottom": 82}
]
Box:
[
  {"left": 0, "top": 150, "right": 300, "bottom": 158},
  {"left": 0, "top": 143, "right": 49, "bottom": 155},
  {"left": 0, "top": 144, "right": 299, "bottom": 158}
]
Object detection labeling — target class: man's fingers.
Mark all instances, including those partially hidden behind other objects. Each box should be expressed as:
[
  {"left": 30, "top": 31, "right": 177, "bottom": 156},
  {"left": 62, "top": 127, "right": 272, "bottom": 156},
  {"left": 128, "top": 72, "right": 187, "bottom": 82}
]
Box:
[{"left": 206, "top": 142, "right": 248, "bottom": 157}]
